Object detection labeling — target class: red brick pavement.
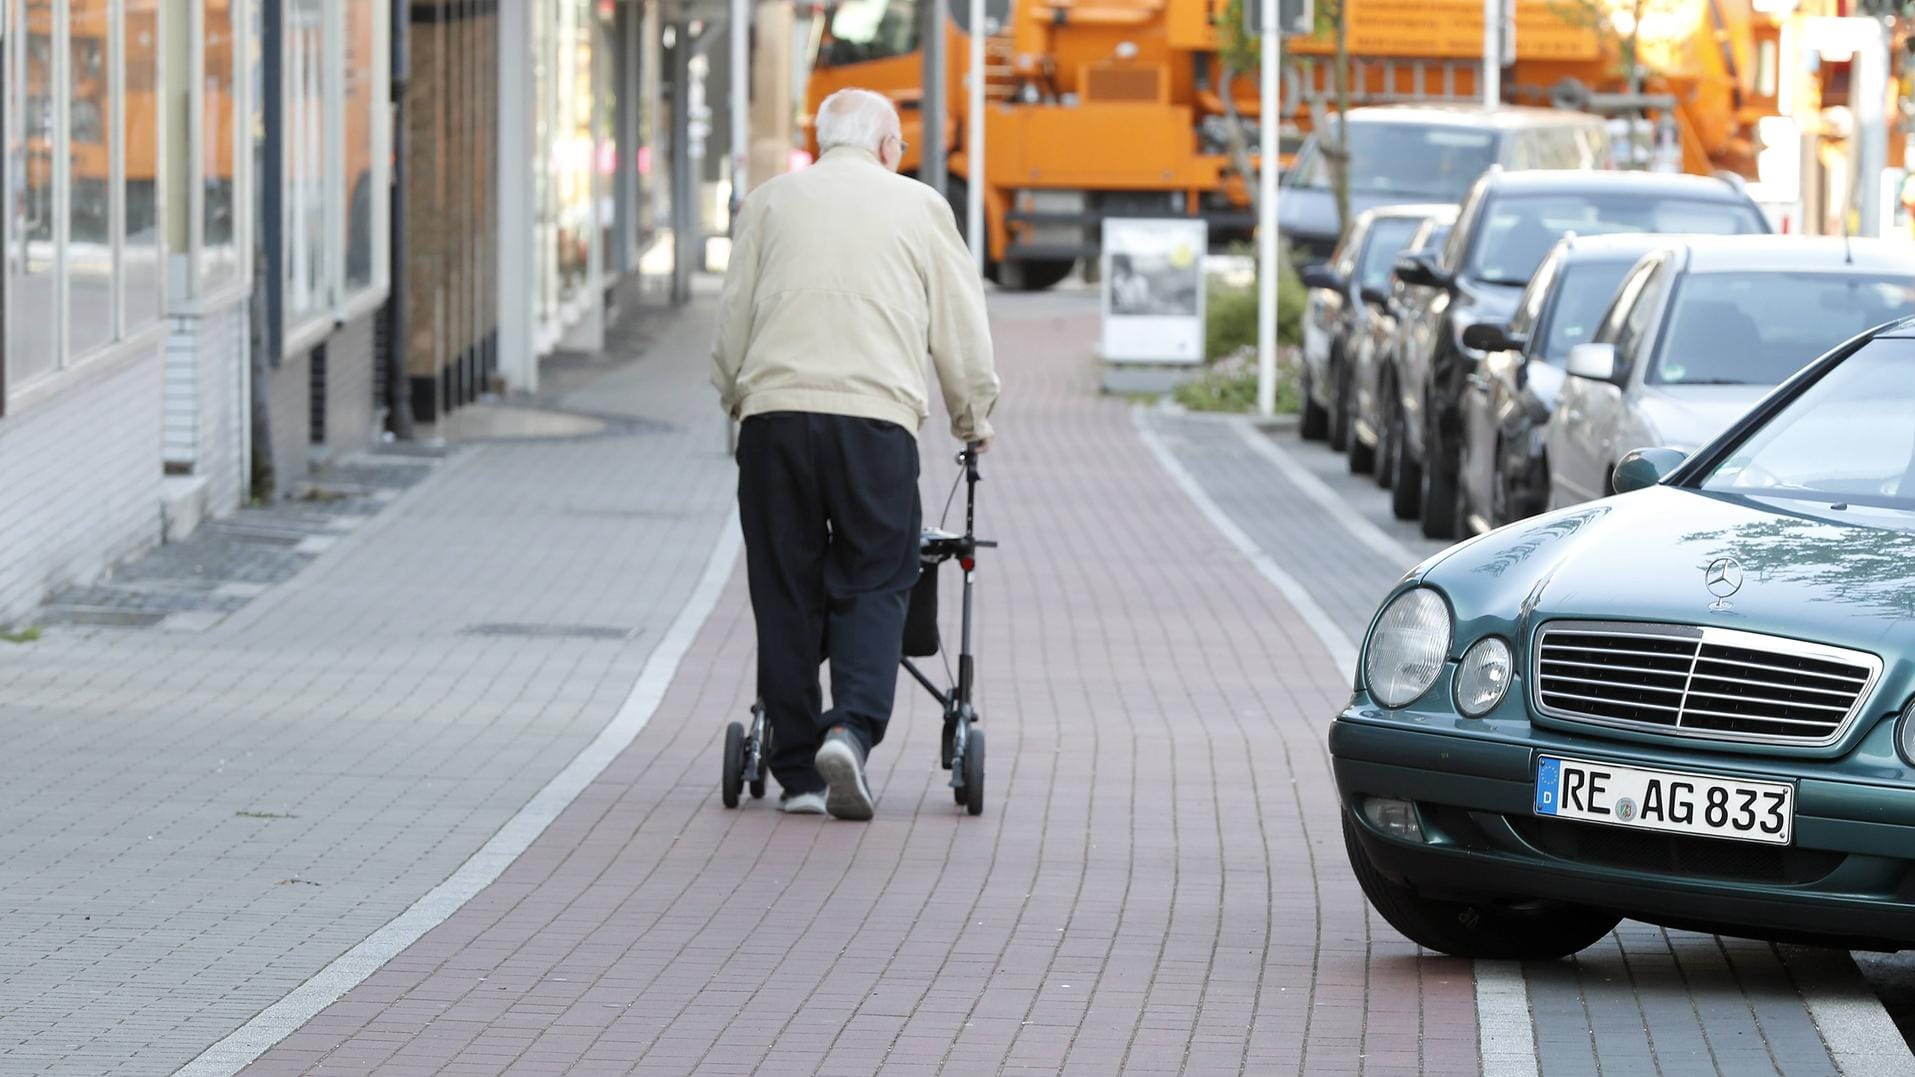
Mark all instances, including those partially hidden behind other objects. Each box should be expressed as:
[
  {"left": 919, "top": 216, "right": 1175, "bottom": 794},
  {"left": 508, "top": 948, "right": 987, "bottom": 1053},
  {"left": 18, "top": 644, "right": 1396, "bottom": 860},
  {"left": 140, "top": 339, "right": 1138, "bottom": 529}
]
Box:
[{"left": 239, "top": 304, "right": 1480, "bottom": 1076}]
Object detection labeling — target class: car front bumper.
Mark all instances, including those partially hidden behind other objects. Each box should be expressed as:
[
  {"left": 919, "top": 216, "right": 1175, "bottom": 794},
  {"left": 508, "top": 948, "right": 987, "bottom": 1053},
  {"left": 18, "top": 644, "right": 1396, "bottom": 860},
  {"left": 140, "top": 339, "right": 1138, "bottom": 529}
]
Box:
[{"left": 1331, "top": 710, "right": 1915, "bottom": 949}]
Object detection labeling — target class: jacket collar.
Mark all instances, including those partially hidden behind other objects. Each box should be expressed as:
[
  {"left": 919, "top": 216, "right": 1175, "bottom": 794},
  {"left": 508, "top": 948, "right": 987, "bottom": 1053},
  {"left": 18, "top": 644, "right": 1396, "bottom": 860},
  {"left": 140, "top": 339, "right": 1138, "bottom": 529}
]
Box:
[{"left": 821, "top": 144, "right": 884, "bottom": 167}]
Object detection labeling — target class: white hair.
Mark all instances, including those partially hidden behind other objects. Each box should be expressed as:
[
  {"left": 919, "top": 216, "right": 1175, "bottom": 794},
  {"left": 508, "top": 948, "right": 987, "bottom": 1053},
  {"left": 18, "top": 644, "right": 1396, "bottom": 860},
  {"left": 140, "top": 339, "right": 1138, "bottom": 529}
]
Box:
[{"left": 815, "top": 88, "right": 899, "bottom": 154}]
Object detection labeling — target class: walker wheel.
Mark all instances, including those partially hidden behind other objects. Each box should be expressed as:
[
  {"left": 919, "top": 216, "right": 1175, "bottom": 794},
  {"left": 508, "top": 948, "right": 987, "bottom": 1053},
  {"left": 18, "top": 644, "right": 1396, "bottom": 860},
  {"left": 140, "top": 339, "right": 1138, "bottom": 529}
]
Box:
[
  {"left": 749, "top": 719, "right": 770, "bottom": 799},
  {"left": 722, "top": 722, "right": 745, "bottom": 809},
  {"left": 962, "top": 726, "right": 986, "bottom": 817}
]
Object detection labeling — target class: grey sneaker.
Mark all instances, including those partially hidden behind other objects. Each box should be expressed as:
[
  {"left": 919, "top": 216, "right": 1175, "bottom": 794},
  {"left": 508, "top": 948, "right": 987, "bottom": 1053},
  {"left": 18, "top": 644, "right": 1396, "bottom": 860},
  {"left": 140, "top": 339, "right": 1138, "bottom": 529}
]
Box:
[
  {"left": 777, "top": 790, "right": 827, "bottom": 815},
  {"left": 814, "top": 727, "right": 874, "bottom": 821}
]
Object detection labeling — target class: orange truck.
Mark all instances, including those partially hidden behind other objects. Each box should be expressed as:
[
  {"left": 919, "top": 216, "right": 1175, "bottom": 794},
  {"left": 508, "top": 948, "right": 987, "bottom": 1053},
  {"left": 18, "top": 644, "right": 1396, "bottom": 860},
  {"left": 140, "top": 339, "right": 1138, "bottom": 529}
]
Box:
[{"left": 805, "top": 0, "right": 1786, "bottom": 289}]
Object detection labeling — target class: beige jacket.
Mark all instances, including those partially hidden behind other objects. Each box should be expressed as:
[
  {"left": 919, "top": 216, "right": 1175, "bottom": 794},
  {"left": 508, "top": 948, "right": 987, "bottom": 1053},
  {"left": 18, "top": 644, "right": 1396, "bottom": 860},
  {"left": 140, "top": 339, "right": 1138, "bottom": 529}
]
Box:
[{"left": 711, "top": 146, "right": 999, "bottom": 442}]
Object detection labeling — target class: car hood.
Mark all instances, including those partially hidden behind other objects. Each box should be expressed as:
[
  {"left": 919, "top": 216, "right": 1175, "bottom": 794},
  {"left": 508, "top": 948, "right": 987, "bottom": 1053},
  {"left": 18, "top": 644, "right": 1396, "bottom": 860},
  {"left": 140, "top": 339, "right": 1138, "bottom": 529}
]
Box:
[
  {"left": 1424, "top": 486, "right": 1915, "bottom": 660},
  {"left": 1632, "top": 385, "right": 1772, "bottom": 451}
]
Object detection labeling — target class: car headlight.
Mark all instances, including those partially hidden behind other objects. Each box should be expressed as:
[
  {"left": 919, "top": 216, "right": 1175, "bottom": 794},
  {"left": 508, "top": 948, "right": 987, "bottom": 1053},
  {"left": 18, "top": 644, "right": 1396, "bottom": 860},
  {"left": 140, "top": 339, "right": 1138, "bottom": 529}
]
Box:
[
  {"left": 1364, "top": 588, "right": 1451, "bottom": 708},
  {"left": 1454, "top": 637, "right": 1513, "bottom": 717},
  {"left": 1898, "top": 700, "right": 1915, "bottom": 768}
]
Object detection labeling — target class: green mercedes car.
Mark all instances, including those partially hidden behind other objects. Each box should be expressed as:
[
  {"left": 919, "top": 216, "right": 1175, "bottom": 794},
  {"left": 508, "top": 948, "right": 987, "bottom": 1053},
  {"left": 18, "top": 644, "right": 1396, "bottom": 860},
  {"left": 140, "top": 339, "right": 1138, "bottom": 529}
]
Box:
[{"left": 1333, "top": 316, "right": 1915, "bottom": 959}]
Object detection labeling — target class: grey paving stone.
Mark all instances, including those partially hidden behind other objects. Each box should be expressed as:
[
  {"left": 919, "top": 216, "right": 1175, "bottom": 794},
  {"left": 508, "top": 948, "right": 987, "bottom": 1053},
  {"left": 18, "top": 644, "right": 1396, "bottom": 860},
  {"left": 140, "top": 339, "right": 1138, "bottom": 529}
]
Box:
[{"left": 0, "top": 295, "right": 737, "bottom": 1073}]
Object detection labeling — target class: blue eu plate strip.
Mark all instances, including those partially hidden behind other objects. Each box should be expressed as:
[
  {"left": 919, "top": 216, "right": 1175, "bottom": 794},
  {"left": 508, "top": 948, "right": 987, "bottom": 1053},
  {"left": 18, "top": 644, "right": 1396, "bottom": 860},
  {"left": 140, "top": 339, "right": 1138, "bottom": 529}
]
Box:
[{"left": 1535, "top": 756, "right": 1561, "bottom": 816}]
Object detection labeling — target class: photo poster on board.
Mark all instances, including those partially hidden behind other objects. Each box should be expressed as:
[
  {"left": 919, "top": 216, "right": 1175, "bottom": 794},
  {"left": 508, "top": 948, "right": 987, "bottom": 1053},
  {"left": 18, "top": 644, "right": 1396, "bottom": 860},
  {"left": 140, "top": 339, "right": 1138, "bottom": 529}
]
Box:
[{"left": 1100, "top": 218, "right": 1208, "bottom": 364}]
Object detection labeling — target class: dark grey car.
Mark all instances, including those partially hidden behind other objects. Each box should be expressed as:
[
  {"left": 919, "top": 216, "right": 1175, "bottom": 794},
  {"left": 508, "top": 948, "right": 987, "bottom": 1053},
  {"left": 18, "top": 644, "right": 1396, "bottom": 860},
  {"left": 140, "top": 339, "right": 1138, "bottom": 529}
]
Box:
[
  {"left": 1345, "top": 210, "right": 1456, "bottom": 483},
  {"left": 1453, "top": 232, "right": 1670, "bottom": 533},
  {"left": 1298, "top": 204, "right": 1452, "bottom": 450},
  {"left": 1279, "top": 105, "right": 1608, "bottom": 262}
]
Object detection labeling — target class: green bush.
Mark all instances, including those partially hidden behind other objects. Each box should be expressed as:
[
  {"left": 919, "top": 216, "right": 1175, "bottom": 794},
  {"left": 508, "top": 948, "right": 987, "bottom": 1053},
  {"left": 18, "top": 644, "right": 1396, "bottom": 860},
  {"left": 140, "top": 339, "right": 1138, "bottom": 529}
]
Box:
[
  {"left": 1173, "top": 349, "right": 1300, "bottom": 414},
  {"left": 1205, "top": 247, "right": 1304, "bottom": 360}
]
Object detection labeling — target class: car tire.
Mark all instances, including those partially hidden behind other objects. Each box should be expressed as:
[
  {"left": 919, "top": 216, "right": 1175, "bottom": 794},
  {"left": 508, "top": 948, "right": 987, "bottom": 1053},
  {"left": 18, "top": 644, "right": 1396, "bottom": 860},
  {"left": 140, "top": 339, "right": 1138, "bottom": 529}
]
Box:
[
  {"left": 1374, "top": 382, "right": 1398, "bottom": 489},
  {"left": 1420, "top": 410, "right": 1461, "bottom": 540},
  {"left": 1300, "top": 365, "right": 1330, "bottom": 441},
  {"left": 1329, "top": 355, "right": 1353, "bottom": 453},
  {"left": 1343, "top": 815, "right": 1621, "bottom": 961},
  {"left": 1349, "top": 432, "right": 1376, "bottom": 475},
  {"left": 1389, "top": 406, "right": 1422, "bottom": 520}
]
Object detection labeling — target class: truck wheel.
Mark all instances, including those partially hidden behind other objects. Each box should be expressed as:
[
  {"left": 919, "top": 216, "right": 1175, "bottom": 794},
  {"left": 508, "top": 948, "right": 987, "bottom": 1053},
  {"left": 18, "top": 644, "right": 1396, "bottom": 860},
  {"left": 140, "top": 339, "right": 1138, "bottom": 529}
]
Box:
[
  {"left": 999, "top": 257, "right": 1077, "bottom": 291},
  {"left": 1343, "top": 815, "right": 1619, "bottom": 960}
]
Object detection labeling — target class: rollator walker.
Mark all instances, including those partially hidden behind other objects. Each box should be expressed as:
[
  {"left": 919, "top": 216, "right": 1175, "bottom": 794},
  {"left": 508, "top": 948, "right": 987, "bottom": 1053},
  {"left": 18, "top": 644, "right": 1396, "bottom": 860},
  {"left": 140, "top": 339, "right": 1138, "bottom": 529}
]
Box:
[{"left": 723, "top": 444, "right": 997, "bottom": 816}]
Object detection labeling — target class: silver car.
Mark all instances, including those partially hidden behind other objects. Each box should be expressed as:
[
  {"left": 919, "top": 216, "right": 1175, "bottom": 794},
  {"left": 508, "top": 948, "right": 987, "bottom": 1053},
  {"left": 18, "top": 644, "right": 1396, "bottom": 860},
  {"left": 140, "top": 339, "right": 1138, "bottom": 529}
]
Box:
[{"left": 1546, "top": 236, "right": 1915, "bottom": 508}]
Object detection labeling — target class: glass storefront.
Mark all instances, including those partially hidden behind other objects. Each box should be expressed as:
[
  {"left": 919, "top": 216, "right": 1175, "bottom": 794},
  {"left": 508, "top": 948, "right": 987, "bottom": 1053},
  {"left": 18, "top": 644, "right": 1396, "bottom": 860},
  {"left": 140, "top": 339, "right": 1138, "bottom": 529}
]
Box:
[
  {"left": 280, "top": 0, "right": 388, "bottom": 341},
  {"left": 2, "top": 0, "right": 175, "bottom": 402},
  {"left": 532, "top": 0, "right": 604, "bottom": 345}
]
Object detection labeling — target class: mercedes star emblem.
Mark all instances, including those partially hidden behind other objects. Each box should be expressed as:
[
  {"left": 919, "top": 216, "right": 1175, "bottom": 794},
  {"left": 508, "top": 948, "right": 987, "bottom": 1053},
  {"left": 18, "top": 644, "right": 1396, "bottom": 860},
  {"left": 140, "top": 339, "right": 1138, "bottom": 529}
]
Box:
[{"left": 1705, "top": 556, "right": 1744, "bottom": 610}]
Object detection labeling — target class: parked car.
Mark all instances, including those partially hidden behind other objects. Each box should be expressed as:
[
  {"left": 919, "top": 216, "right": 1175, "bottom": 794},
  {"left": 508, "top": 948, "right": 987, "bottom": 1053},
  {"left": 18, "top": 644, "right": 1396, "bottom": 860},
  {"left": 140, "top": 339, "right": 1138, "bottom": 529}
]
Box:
[
  {"left": 1298, "top": 204, "right": 1452, "bottom": 448},
  {"left": 1278, "top": 105, "right": 1609, "bottom": 262},
  {"left": 1391, "top": 170, "right": 1769, "bottom": 539},
  {"left": 1453, "top": 233, "right": 1672, "bottom": 534},
  {"left": 1333, "top": 315, "right": 1915, "bottom": 959},
  {"left": 1546, "top": 236, "right": 1915, "bottom": 509},
  {"left": 1351, "top": 209, "right": 1458, "bottom": 483}
]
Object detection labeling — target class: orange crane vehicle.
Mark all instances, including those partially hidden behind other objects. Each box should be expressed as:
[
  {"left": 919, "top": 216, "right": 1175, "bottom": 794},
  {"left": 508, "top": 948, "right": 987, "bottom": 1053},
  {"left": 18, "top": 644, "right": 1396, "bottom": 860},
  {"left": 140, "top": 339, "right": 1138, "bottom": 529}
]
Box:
[{"left": 804, "top": 0, "right": 1787, "bottom": 289}]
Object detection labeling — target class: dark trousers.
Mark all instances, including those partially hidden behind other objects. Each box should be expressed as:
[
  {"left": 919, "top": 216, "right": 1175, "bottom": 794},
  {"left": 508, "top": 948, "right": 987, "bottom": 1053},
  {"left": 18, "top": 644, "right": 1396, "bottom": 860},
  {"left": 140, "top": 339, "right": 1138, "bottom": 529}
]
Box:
[{"left": 737, "top": 412, "right": 921, "bottom": 795}]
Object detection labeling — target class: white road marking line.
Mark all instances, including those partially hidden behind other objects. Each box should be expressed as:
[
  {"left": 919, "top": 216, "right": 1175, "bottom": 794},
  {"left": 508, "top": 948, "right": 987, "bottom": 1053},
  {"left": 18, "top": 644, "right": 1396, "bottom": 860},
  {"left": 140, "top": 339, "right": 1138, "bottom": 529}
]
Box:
[
  {"left": 174, "top": 506, "right": 745, "bottom": 1077},
  {"left": 1475, "top": 960, "right": 1540, "bottom": 1077},
  {"left": 1140, "top": 407, "right": 1540, "bottom": 1075},
  {"left": 1226, "top": 415, "right": 1424, "bottom": 569},
  {"left": 1131, "top": 408, "right": 1358, "bottom": 691},
  {"left": 1784, "top": 946, "right": 1915, "bottom": 1075}
]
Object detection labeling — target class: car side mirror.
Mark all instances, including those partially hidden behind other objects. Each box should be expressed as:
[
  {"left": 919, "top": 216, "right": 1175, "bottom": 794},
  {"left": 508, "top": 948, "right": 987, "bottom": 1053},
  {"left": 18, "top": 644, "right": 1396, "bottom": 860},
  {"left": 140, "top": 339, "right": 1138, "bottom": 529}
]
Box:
[
  {"left": 1359, "top": 284, "right": 1390, "bottom": 307},
  {"left": 1565, "top": 342, "right": 1618, "bottom": 382},
  {"left": 1611, "top": 447, "right": 1688, "bottom": 494},
  {"left": 1391, "top": 252, "right": 1449, "bottom": 289},
  {"left": 1300, "top": 263, "right": 1345, "bottom": 292},
  {"left": 1461, "top": 322, "right": 1526, "bottom": 353}
]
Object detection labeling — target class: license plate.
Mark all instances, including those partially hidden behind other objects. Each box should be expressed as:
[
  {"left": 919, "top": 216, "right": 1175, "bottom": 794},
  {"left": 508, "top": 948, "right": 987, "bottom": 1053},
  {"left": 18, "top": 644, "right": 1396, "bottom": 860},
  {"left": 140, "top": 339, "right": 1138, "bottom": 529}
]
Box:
[{"left": 1534, "top": 756, "right": 1794, "bottom": 846}]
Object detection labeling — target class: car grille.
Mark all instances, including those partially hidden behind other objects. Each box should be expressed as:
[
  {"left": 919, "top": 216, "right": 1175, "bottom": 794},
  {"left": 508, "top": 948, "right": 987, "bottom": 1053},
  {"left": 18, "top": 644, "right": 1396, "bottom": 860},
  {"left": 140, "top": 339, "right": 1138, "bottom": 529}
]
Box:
[
  {"left": 1532, "top": 621, "right": 1880, "bottom": 746},
  {"left": 1509, "top": 817, "right": 1844, "bottom": 885}
]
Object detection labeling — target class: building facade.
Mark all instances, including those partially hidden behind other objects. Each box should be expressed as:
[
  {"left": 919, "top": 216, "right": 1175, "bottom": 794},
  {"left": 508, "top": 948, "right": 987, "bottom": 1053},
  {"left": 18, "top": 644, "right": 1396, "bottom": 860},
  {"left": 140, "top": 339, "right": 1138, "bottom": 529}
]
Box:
[{"left": 0, "top": 0, "right": 733, "bottom": 626}]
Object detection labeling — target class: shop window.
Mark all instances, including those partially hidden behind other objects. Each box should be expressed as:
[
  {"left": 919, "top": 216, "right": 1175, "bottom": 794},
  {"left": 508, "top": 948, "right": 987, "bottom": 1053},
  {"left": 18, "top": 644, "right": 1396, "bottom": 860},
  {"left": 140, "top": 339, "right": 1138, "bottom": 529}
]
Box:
[
  {"left": 2, "top": 0, "right": 177, "bottom": 405},
  {"left": 201, "top": 0, "right": 240, "bottom": 291},
  {"left": 281, "top": 0, "right": 388, "bottom": 341}
]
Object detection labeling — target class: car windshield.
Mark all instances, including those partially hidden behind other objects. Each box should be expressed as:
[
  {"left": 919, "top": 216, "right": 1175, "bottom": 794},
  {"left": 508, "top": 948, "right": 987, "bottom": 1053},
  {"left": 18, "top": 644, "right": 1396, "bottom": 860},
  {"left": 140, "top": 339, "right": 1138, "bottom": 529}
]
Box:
[
  {"left": 1468, "top": 194, "right": 1765, "bottom": 285},
  {"left": 1539, "top": 260, "right": 1636, "bottom": 362},
  {"left": 1357, "top": 217, "right": 1425, "bottom": 290},
  {"left": 1650, "top": 272, "right": 1915, "bottom": 386},
  {"left": 1700, "top": 339, "right": 1915, "bottom": 512},
  {"left": 1290, "top": 124, "right": 1498, "bottom": 201}
]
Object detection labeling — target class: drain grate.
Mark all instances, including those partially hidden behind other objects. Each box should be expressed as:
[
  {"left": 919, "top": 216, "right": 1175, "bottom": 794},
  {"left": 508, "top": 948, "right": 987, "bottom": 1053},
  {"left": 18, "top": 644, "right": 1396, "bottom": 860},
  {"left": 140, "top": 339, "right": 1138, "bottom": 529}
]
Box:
[{"left": 461, "top": 623, "right": 638, "bottom": 641}]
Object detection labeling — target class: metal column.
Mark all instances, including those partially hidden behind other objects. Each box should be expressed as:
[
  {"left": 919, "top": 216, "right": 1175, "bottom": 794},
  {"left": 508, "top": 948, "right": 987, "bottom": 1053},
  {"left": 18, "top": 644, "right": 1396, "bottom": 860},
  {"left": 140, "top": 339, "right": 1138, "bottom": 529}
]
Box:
[
  {"left": 671, "top": 20, "right": 695, "bottom": 304},
  {"left": 496, "top": 0, "right": 536, "bottom": 391},
  {"left": 729, "top": 0, "right": 750, "bottom": 222},
  {"left": 920, "top": 0, "right": 947, "bottom": 194},
  {"left": 965, "top": 0, "right": 984, "bottom": 270},
  {"left": 1256, "top": 0, "right": 1278, "bottom": 416}
]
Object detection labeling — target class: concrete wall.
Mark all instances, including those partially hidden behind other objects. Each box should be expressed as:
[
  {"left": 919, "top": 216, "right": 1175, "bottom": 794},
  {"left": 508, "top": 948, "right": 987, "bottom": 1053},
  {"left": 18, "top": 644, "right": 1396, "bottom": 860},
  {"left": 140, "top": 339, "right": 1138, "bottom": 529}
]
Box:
[
  {"left": 0, "top": 348, "right": 166, "bottom": 625},
  {"left": 164, "top": 298, "right": 251, "bottom": 517},
  {"left": 268, "top": 307, "right": 380, "bottom": 495}
]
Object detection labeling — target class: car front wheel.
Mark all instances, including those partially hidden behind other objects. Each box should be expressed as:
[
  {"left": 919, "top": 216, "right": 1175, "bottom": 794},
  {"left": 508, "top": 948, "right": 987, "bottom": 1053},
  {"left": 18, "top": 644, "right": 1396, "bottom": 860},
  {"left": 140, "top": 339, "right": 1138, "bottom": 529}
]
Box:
[
  {"left": 1344, "top": 816, "right": 1621, "bottom": 960},
  {"left": 1300, "top": 364, "right": 1330, "bottom": 441}
]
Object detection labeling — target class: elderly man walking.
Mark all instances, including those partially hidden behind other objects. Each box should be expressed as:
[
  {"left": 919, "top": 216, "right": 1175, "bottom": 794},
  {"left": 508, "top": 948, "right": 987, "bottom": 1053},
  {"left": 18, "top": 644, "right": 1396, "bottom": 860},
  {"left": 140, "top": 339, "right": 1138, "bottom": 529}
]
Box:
[{"left": 712, "top": 88, "right": 1000, "bottom": 821}]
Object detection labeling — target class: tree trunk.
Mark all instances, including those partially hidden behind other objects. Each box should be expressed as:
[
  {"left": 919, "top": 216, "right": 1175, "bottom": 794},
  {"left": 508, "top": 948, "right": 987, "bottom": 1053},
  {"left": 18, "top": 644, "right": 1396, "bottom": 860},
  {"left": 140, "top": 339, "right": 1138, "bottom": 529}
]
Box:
[
  {"left": 1218, "top": 68, "right": 1262, "bottom": 218},
  {"left": 1330, "top": 0, "right": 1352, "bottom": 234}
]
